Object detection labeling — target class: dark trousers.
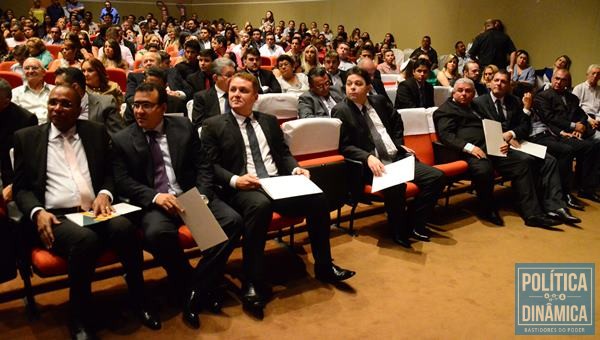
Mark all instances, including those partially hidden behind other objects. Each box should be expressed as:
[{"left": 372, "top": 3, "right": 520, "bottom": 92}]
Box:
[
  {"left": 138, "top": 198, "right": 242, "bottom": 294},
  {"left": 226, "top": 190, "right": 332, "bottom": 284},
  {"left": 48, "top": 215, "right": 144, "bottom": 323}
]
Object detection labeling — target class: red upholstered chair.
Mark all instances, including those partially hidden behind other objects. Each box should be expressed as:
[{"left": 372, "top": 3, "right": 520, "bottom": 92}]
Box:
[
  {"left": 43, "top": 70, "right": 56, "bottom": 85},
  {"left": 133, "top": 59, "right": 143, "bottom": 70},
  {"left": 0, "top": 61, "right": 17, "bottom": 71},
  {"left": 0, "top": 71, "right": 23, "bottom": 87},
  {"left": 260, "top": 56, "right": 272, "bottom": 66},
  {"left": 45, "top": 44, "right": 62, "bottom": 59},
  {"left": 106, "top": 67, "right": 127, "bottom": 92},
  {"left": 260, "top": 65, "right": 274, "bottom": 71}
]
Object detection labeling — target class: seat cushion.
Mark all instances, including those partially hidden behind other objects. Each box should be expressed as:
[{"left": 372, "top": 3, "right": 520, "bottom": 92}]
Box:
[
  {"left": 433, "top": 160, "right": 469, "bottom": 177},
  {"left": 31, "top": 248, "right": 119, "bottom": 277}
]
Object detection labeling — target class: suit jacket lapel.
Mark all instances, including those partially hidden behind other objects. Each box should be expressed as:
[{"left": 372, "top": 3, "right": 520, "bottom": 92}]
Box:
[
  {"left": 132, "top": 124, "right": 154, "bottom": 185},
  {"left": 226, "top": 113, "right": 247, "bottom": 167},
  {"left": 87, "top": 93, "right": 99, "bottom": 122},
  {"left": 35, "top": 124, "right": 50, "bottom": 199}
]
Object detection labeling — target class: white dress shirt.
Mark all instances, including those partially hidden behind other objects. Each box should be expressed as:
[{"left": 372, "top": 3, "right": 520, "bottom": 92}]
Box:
[
  {"left": 355, "top": 102, "right": 398, "bottom": 159},
  {"left": 215, "top": 86, "right": 227, "bottom": 114},
  {"left": 12, "top": 83, "right": 55, "bottom": 125},
  {"left": 339, "top": 60, "right": 355, "bottom": 71},
  {"left": 259, "top": 44, "right": 285, "bottom": 57},
  {"left": 79, "top": 92, "right": 90, "bottom": 120},
  {"left": 319, "top": 94, "right": 338, "bottom": 116},
  {"left": 573, "top": 81, "right": 600, "bottom": 115},
  {"left": 147, "top": 120, "right": 183, "bottom": 202}
]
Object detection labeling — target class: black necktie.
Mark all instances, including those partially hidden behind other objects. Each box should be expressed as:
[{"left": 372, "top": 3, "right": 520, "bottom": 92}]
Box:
[
  {"left": 495, "top": 99, "right": 505, "bottom": 122},
  {"left": 146, "top": 131, "right": 169, "bottom": 193},
  {"left": 244, "top": 117, "right": 269, "bottom": 178},
  {"left": 361, "top": 106, "right": 391, "bottom": 162},
  {"left": 223, "top": 95, "right": 230, "bottom": 113},
  {"left": 418, "top": 85, "right": 425, "bottom": 107}
]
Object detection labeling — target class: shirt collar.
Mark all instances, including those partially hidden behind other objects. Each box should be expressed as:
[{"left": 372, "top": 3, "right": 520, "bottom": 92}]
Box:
[
  {"left": 232, "top": 110, "right": 254, "bottom": 125},
  {"left": 81, "top": 92, "right": 89, "bottom": 108},
  {"left": 24, "top": 82, "right": 51, "bottom": 93},
  {"left": 490, "top": 93, "right": 503, "bottom": 103},
  {"left": 49, "top": 123, "right": 78, "bottom": 140},
  {"left": 215, "top": 86, "right": 227, "bottom": 98},
  {"left": 143, "top": 119, "right": 165, "bottom": 135}
]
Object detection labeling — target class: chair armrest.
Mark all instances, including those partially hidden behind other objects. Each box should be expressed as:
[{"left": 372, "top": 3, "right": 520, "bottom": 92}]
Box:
[{"left": 433, "top": 141, "right": 463, "bottom": 164}]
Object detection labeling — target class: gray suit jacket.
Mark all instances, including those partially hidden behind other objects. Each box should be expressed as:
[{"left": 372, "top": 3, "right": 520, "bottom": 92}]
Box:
[
  {"left": 297, "top": 87, "right": 344, "bottom": 119},
  {"left": 87, "top": 92, "right": 124, "bottom": 135}
]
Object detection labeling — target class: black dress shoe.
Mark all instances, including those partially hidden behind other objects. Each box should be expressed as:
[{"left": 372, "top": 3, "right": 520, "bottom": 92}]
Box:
[
  {"left": 479, "top": 210, "right": 504, "bottom": 226},
  {"left": 182, "top": 290, "right": 201, "bottom": 329},
  {"left": 393, "top": 236, "right": 412, "bottom": 249},
  {"left": 69, "top": 322, "right": 97, "bottom": 340},
  {"left": 566, "top": 194, "right": 585, "bottom": 211},
  {"left": 315, "top": 263, "right": 356, "bottom": 283},
  {"left": 411, "top": 230, "right": 431, "bottom": 242},
  {"left": 547, "top": 208, "right": 581, "bottom": 224},
  {"left": 525, "top": 215, "right": 562, "bottom": 228},
  {"left": 241, "top": 283, "right": 266, "bottom": 320},
  {"left": 203, "top": 289, "right": 223, "bottom": 314},
  {"left": 578, "top": 191, "right": 600, "bottom": 203}
]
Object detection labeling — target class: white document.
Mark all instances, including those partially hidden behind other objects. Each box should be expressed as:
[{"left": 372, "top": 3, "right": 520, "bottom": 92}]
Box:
[
  {"left": 482, "top": 119, "right": 507, "bottom": 157},
  {"left": 260, "top": 175, "right": 323, "bottom": 200},
  {"left": 511, "top": 141, "right": 547, "bottom": 159},
  {"left": 65, "top": 202, "right": 141, "bottom": 227},
  {"left": 371, "top": 156, "right": 415, "bottom": 193},
  {"left": 177, "top": 188, "right": 228, "bottom": 251}
]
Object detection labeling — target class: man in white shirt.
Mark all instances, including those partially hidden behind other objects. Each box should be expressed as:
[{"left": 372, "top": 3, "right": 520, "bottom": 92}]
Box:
[
  {"left": 572, "top": 64, "right": 600, "bottom": 118},
  {"left": 6, "top": 24, "right": 27, "bottom": 48},
  {"left": 258, "top": 32, "right": 284, "bottom": 58},
  {"left": 12, "top": 58, "right": 55, "bottom": 124},
  {"left": 336, "top": 42, "right": 355, "bottom": 71}
]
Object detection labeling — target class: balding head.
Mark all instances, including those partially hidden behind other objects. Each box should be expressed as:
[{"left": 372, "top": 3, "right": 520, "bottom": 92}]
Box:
[
  {"left": 23, "top": 57, "right": 45, "bottom": 85},
  {"left": 358, "top": 57, "right": 376, "bottom": 79}
]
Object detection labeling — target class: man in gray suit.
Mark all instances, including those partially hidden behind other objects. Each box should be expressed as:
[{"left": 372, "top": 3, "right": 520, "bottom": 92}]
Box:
[
  {"left": 54, "top": 67, "right": 124, "bottom": 134},
  {"left": 298, "top": 67, "right": 344, "bottom": 118}
]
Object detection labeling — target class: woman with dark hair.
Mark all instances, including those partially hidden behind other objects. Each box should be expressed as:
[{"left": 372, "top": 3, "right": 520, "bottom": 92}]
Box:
[
  {"left": 81, "top": 58, "right": 124, "bottom": 105},
  {"left": 78, "top": 31, "right": 93, "bottom": 54},
  {"left": 101, "top": 39, "right": 128, "bottom": 71},
  {"left": 298, "top": 22, "right": 308, "bottom": 35},
  {"left": 48, "top": 38, "right": 85, "bottom": 71},
  {"left": 511, "top": 49, "right": 535, "bottom": 85},
  {"left": 275, "top": 54, "right": 309, "bottom": 93},
  {"left": 37, "top": 15, "right": 53, "bottom": 39},
  {"left": 224, "top": 27, "right": 238, "bottom": 47},
  {"left": 260, "top": 10, "right": 274, "bottom": 31},
  {"left": 382, "top": 32, "right": 396, "bottom": 49}
]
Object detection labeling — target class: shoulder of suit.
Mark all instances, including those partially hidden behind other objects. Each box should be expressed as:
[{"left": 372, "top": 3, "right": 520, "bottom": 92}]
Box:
[{"left": 113, "top": 122, "right": 138, "bottom": 140}]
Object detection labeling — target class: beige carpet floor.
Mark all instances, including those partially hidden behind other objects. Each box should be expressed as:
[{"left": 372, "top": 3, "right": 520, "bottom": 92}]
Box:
[{"left": 0, "top": 188, "right": 598, "bottom": 339}]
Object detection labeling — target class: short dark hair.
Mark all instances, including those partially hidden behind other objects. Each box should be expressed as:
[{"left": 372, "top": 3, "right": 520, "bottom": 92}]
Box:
[
  {"left": 183, "top": 39, "right": 200, "bottom": 52},
  {"left": 243, "top": 47, "right": 260, "bottom": 60},
  {"left": 454, "top": 40, "right": 464, "bottom": 49},
  {"left": 144, "top": 66, "right": 167, "bottom": 84},
  {"left": 413, "top": 58, "right": 431, "bottom": 71},
  {"left": 276, "top": 54, "right": 295, "bottom": 67},
  {"left": 307, "top": 66, "right": 329, "bottom": 86},
  {"left": 346, "top": 66, "right": 371, "bottom": 86},
  {"left": 198, "top": 48, "right": 217, "bottom": 60},
  {"left": 135, "top": 82, "right": 167, "bottom": 104},
  {"left": 55, "top": 67, "right": 87, "bottom": 90}
]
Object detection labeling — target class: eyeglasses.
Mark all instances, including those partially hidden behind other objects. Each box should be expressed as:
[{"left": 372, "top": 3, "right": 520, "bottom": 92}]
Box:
[
  {"left": 314, "top": 81, "right": 331, "bottom": 90},
  {"left": 133, "top": 102, "right": 159, "bottom": 111}
]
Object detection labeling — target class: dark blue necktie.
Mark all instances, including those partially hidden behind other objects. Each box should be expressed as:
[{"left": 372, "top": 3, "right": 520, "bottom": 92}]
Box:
[{"left": 244, "top": 117, "right": 269, "bottom": 178}]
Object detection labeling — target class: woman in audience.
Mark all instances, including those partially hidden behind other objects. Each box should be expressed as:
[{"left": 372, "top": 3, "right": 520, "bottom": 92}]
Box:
[
  {"left": 224, "top": 27, "right": 238, "bottom": 47},
  {"left": 26, "top": 37, "right": 53, "bottom": 68},
  {"left": 275, "top": 54, "right": 309, "bottom": 93},
  {"left": 81, "top": 58, "right": 123, "bottom": 106},
  {"left": 163, "top": 26, "right": 181, "bottom": 51},
  {"left": 135, "top": 34, "right": 163, "bottom": 61},
  {"left": 511, "top": 49, "right": 535, "bottom": 85},
  {"left": 260, "top": 10, "right": 274, "bottom": 31},
  {"left": 101, "top": 39, "right": 128, "bottom": 71},
  {"left": 542, "top": 54, "right": 572, "bottom": 87},
  {"left": 135, "top": 21, "right": 149, "bottom": 50},
  {"left": 48, "top": 39, "right": 85, "bottom": 71},
  {"left": 10, "top": 45, "right": 29, "bottom": 79},
  {"left": 78, "top": 31, "right": 93, "bottom": 56},
  {"left": 436, "top": 54, "right": 459, "bottom": 87},
  {"left": 382, "top": 32, "right": 396, "bottom": 49},
  {"left": 482, "top": 64, "right": 499, "bottom": 90},
  {"left": 300, "top": 44, "right": 321, "bottom": 74},
  {"left": 298, "top": 22, "right": 308, "bottom": 35}
]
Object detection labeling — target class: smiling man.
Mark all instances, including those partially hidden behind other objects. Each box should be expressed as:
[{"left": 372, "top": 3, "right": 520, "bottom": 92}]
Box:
[{"left": 12, "top": 58, "right": 55, "bottom": 124}]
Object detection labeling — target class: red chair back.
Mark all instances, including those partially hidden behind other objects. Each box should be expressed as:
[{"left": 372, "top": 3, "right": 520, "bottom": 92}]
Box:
[
  {"left": 0, "top": 61, "right": 17, "bottom": 71},
  {"left": 44, "top": 70, "right": 56, "bottom": 85},
  {"left": 106, "top": 67, "right": 127, "bottom": 91},
  {"left": 0, "top": 71, "right": 23, "bottom": 87},
  {"left": 260, "top": 56, "right": 272, "bottom": 66},
  {"left": 45, "top": 44, "right": 62, "bottom": 59}
]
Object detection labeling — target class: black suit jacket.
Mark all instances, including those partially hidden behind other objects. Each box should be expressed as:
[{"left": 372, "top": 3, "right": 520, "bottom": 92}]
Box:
[
  {"left": 297, "top": 87, "right": 344, "bottom": 119},
  {"left": 186, "top": 70, "right": 214, "bottom": 95},
  {"left": 533, "top": 88, "right": 590, "bottom": 137},
  {"left": 123, "top": 95, "right": 187, "bottom": 126},
  {"left": 433, "top": 98, "right": 488, "bottom": 152},
  {"left": 111, "top": 116, "right": 215, "bottom": 208},
  {"left": 332, "top": 95, "right": 408, "bottom": 165},
  {"left": 474, "top": 93, "right": 531, "bottom": 140},
  {"left": 0, "top": 103, "right": 37, "bottom": 185},
  {"left": 201, "top": 111, "right": 297, "bottom": 190},
  {"left": 125, "top": 69, "right": 192, "bottom": 101},
  {"left": 13, "top": 121, "right": 113, "bottom": 218},
  {"left": 394, "top": 77, "right": 434, "bottom": 109},
  {"left": 242, "top": 69, "right": 282, "bottom": 94},
  {"left": 192, "top": 86, "right": 224, "bottom": 130}
]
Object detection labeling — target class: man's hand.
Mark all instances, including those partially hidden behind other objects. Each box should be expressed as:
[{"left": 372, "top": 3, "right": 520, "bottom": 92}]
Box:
[
  {"left": 470, "top": 146, "right": 487, "bottom": 159},
  {"left": 508, "top": 139, "right": 521, "bottom": 148},
  {"left": 522, "top": 92, "right": 533, "bottom": 110},
  {"left": 155, "top": 193, "right": 184, "bottom": 215},
  {"left": 367, "top": 155, "right": 386, "bottom": 177},
  {"left": 235, "top": 174, "right": 261, "bottom": 190},
  {"left": 560, "top": 131, "right": 582, "bottom": 140},
  {"left": 588, "top": 117, "right": 598, "bottom": 129},
  {"left": 574, "top": 122, "right": 586, "bottom": 133},
  {"left": 91, "top": 193, "right": 114, "bottom": 216},
  {"left": 293, "top": 168, "right": 310, "bottom": 178},
  {"left": 35, "top": 210, "right": 60, "bottom": 249},
  {"left": 500, "top": 143, "right": 510, "bottom": 154},
  {"left": 502, "top": 131, "right": 514, "bottom": 142},
  {"left": 2, "top": 184, "right": 12, "bottom": 202}
]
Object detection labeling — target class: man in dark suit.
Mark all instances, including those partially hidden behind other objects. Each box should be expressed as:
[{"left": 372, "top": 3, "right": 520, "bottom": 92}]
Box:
[
  {"left": 474, "top": 71, "right": 580, "bottom": 224},
  {"left": 111, "top": 83, "right": 243, "bottom": 329},
  {"left": 175, "top": 39, "right": 201, "bottom": 82},
  {"left": 54, "top": 67, "right": 125, "bottom": 135},
  {"left": 201, "top": 73, "right": 355, "bottom": 319},
  {"left": 13, "top": 86, "right": 159, "bottom": 339},
  {"left": 191, "top": 58, "right": 235, "bottom": 130},
  {"left": 468, "top": 19, "right": 516, "bottom": 70},
  {"left": 123, "top": 67, "right": 187, "bottom": 125},
  {"left": 0, "top": 78, "right": 38, "bottom": 202},
  {"left": 185, "top": 48, "right": 217, "bottom": 94},
  {"left": 241, "top": 47, "right": 281, "bottom": 94},
  {"left": 357, "top": 58, "right": 389, "bottom": 100},
  {"left": 332, "top": 67, "right": 445, "bottom": 248},
  {"left": 409, "top": 36, "right": 439, "bottom": 69},
  {"left": 125, "top": 52, "right": 192, "bottom": 101},
  {"left": 533, "top": 68, "right": 600, "bottom": 202},
  {"left": 323, "top": 50, "right": 348, "bottom": 90},
  {"left": 464, "top": 61, "right": 488, "bottom": 96},
  {"left": 298, "top": 67, "right": 344, "bottom": 118},
  {"left": 434, "top": 78, "right": 564, "bottom": 228},
  {"left": 394, "top": 59, "right": 435, "bottom": 109}
]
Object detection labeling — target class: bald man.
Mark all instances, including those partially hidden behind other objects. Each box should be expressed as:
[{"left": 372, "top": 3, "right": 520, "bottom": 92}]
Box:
[{"left": 356, "top": 57, "right": 389, "bottom": 100}]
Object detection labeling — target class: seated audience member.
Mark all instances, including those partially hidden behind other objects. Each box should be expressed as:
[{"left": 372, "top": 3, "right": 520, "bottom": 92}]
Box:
[
  {"left": 134, "top": 34, "right": 163, "bottom": 61},
  {"left": 474, "top": 71, "right": 580, "bottom": 223},
  {"left": 0, "top": 78, "right": 37, "bottom": 202},
  {"left": 248, "top": 28, "right": 264, "bottom": 50},
  {"left": 186, "top": 48, "right": 217, "bottom": 94},
  {"left": 510, "top": 50, "right": 535, "bottom": 86},
  {"left": 48, "top": 39, "right": 85, "bottom": 71},
  {"left": 258, "top": 32, "right": 284, "bottom": 58},
  {"left": 455, "top": 40, "right": 471, "bottom": 76},
  {"left": 211, "top": 35, "right": 228, "bottom": 58},
  {"left": 26, "top": 37, "right": 54, "bottom": 69},
  {"left": 10, "top": 45, "right": 30, "bottom": 79},
  {"left": 191, "top": 58, "right": 236, "bottom": 129},
  {"left": 541, "top": 55, "right": 572, "bottom": 87},
  {"left": 201, "top": 72, "right": 355, "bottom": 319},
  {"left": 533, "top": 69, "right": 600, "bottom": 202},
  {"left": 463, "top": 61, "right": 488, "bottom": 96},
  {"left": 284, "top": 37, "right": 303, "bottom": 66},
  {"left": 482, "top": 64, "right": 499, "bottom": 90},
  {"left": 377, "top": 50, "right": 400, "bottom": 75},
  {"left": 13, "top": 85, "right": 160, "bottom": 339},
  {"left": 572, "top": 64, "right": 600, "bottom": 118},
  {"left": 112, "top": 82, "right": 242, "bottom": 329},
  {"left": 357, "top": 57, "right": 387, "bottom": 99},
  {"left": 323, "top": 50, "right": 347, "bottom": 89},
  {"left": 54, "top": 67, "right": 124, "bottom": 134},
  {"left": 125, "top": 52, "right": 190, "bottom": 101},
  {"left": 437, "top": 54, "right": 460, "bottom": 87},
  {"left": 6, "top": 24, "right": 27, "bottom": 48},
  {"left": 332, "top": 67, "right": 445, "bottom": 247},
  {"left": 240, "top": 47, "right": 281, "bottom": 94},
  {"left": 298, "top": 66, "right": 344, "bottom": 118},
  {"left": 45, "top": 26, "right": 65, "bottom": 45},
  {"left": 81, "top": 58, "right": 124, "bottom": 107},
  {"left": 175, "top": 39, "right": 201, "bottom": 80},
  {"left": 100, "top": 39, "right": 129, "bottom": 71},
  {"left": 336, "top": 42, "right": 355, "bottom": 71},
  {"left": 275, "top": 54, "right": 309, "bottom": 93},
  {"left": 124, "top": 67, "right": 186, "bottom": 125},
  {"left": 434, "top": 78, "right": 568, "bottom": 228},
  {"left": 198, "top": 27, "right": 214, "bottom": 50},
  {"left": 230, "top": 31, "right": 250, "bottom": 68},
  {"left": 300, "top": 44, "right": 321, "bottom": 74},
  {"left": 97, "top": 26, "right": 135, "bottom": 69},
  {"left": 12, "top": 58, "right": 55, "bottom": 124},
  {"left": 395, "top": 59, "right": 434, "bottom": 109},
  {"left": 409, "top": 36, "right": 438, "bottom": 69}
]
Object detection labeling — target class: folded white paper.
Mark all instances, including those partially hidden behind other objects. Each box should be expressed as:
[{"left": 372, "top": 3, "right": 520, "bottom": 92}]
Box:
[
  {"left": 177, "top": 187, "right": 228, "bottom": 251},
  {"left": 482, "top": 119, "right": 507, "bottom": 157},
  {"left": 65, "top": 202, "right": 141, "bottom": 227},
  {"left": 260, "top": 175, "right": 323, "bottom": 200},
  {"left": 511, "top": 141, "right": 547, "bottom": 159},
  {"left": 371, "top": 156, "right": 415, "bottom": 193}
]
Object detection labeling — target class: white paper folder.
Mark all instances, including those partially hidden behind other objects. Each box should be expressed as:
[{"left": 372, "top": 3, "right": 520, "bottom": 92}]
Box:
[
  {"left": 177, "top": 188, "right": 228, "bottom": 251},
  {"left": 482, "top": 119, "right": 507, "bottom": 157},
  {"left": 259, "top": 175, "right": 323, "bottom": 200},
  {"left": 371, "top": 156, "right": 415, "bottom": 193}
]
